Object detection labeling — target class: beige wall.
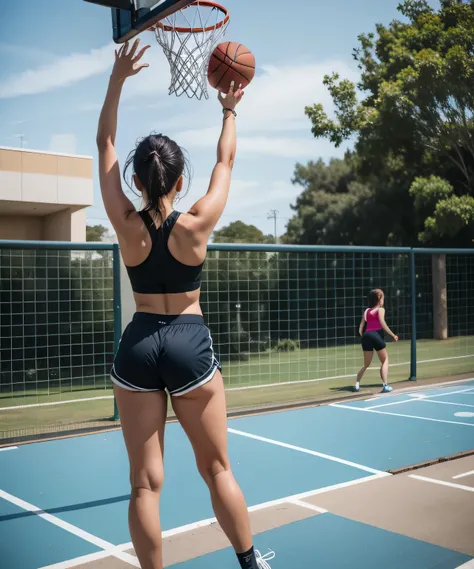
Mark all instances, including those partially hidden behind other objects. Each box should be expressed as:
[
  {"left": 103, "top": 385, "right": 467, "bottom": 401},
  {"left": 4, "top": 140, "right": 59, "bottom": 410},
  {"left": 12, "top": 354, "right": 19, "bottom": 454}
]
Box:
[
  {"left": 0, "top": 209, "right": 87, "bottom": 241},
  {"left": 0, "top": 147, "right": 94, "bottom": 242},
  {"left": 70, "top": 209, "right": 87, "bottom": 242},
  {"left": 0, "top": 215, "right": 43, "bottom": 240},
  {"left": 42, "top": 209, "right": 87, "bottom": 242},
  {"left": 0, "top": 148, "right": 93, "bottom": 206}
]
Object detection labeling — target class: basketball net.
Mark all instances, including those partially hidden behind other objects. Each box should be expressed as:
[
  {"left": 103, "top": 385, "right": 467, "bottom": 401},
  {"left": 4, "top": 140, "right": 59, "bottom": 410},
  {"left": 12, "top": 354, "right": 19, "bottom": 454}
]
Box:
[{"left": 153, "top": 2, "right": 229, "bottom": 100}]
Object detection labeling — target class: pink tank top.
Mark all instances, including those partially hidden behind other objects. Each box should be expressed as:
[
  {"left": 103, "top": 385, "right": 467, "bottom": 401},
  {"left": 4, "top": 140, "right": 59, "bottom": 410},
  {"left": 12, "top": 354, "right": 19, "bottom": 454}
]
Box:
[{"left": 365, "top": 308, "right": 382, "bottom": 332}]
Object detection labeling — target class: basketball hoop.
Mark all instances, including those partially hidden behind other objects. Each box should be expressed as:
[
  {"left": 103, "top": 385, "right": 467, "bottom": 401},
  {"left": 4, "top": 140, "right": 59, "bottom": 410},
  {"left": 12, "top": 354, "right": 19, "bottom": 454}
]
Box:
[{"left": 152, "top": 1, "right": 229, "bottom": 100}]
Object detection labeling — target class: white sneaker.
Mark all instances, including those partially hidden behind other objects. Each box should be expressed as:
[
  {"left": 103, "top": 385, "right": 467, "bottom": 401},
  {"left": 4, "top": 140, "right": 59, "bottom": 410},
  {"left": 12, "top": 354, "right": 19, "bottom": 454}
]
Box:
[{"left": 255, "top": 549, "right": 275, "bottom": 568}]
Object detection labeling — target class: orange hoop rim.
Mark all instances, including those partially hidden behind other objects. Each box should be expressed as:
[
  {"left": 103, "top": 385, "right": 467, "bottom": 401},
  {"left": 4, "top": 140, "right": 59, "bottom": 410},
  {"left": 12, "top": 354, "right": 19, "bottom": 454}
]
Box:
[{"left": 151, "top": 1, "right": 229, "bottom": 34}]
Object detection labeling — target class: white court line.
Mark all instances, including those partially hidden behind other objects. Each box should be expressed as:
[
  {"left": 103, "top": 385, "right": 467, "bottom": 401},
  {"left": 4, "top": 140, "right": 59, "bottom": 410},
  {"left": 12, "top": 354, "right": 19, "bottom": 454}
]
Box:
[
  {"left": 227, "top": 372, "right": 360, "bottom": 392},
  {"left": 416, "top": 354, "right": 474, "bottom": 365},
  {"left": 0, "top": 489, "right": 140, "bottom": 568},
  {"left": 331, "top": 403, "right": 474, "bottom": 427},
  {"left": 353, "top": 377, "right": 474, "bottom": 405},
  {"left": 228, "top": 427, "right": 385, "bottom": 475},
  {"left": 453, "top": 470, "right": 474, "bottom": 480},
  {"left": 114, "top": 472, "right": 388, "bottom": 552},
  {"left": 39, "top": 550, "right": 116, "bottom": 569},
  {"left": 0, "top": 395, "right": 113, "bottom": 412},
  {"left": 0, "top": 446, "right": 18, "bottom": 452},
  {"left": 366, "top": 388, "right": 474, "bottom": 410},
  {"left": 455, "top": 561, "right": 474, "bottom": 568},
  {"left": 410, "top": 475, "right": 474, "bottom": 493},
  {"left": 399, "top": 377, "right": 474, "bottom": 391},
  {"left": 287, "top": 498, "right": 328, "bottom": 514},
  {"left": 421, "top": 399, "right": 474, "bottom": 409}
]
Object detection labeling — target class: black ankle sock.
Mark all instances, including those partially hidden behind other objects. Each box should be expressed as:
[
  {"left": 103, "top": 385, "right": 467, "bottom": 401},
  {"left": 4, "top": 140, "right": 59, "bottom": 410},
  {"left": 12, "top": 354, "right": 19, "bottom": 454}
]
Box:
[{"left": 237, "top": 546, "right": 258, "bottom": 569}]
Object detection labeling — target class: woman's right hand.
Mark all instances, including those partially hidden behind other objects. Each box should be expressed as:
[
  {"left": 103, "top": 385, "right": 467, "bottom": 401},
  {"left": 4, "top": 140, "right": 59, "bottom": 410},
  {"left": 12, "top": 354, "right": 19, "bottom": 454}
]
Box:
[
  {"left": 218, "top": 81, "right": 245, "bottom": 110},
  {"left": 393, "top": 335, "right": 399, "bottom": 342}
]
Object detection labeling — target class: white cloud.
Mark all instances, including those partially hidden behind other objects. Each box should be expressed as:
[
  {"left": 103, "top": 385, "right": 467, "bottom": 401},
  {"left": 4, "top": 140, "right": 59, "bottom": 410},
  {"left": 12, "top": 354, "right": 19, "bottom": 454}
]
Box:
[
  {"left": 161, "top": 59, "right": 358, "bottom": 157},
  {"left": 48, "top": 134, "right": 77, "bottom": 155},
  {"left": 160, "top": 61, "right": 355, "bottom": 182},
  {"left": 0, "top": 42, "right": 57, "bottom": 66},
  {"left": 0, "top": 36, "right": 358, "bottom": 157},
  {"left": 150, "top": 59, "right": 359, "bottom": 135},
  {"left": 0, "top": 44, "right": 115, "bottom": 99},
  {"left": 78, "top": 102, "right": 103, "bottom": 113},
  {"left": 174, "top": 177, "right": 300, "bottom": 235},
  {"left": 208, "top": 179, "right": 300, "bottom": 235},
  {"left": 0, "top": 39, "right": 170, "bottom": 101},
  {"left": 173, "top": 126, "right": 343, "bottom": 158},
  {"left": 176, "top": 178, "right": 259, "bottom": 209},
  {"left": 223, "top": 179, "right": 297, "bottom": 214},
  {"left": 120, "top": 43, "right": 170, "bottom": 99},
  {"left": 237, "top": 61, "right": 359, "bottom": 133},
  {"left": 193, "top": 178, "right": 260, "bottom": 193},
  {"left": 238, "top": 136, "right": 336, "bottom": 159}
]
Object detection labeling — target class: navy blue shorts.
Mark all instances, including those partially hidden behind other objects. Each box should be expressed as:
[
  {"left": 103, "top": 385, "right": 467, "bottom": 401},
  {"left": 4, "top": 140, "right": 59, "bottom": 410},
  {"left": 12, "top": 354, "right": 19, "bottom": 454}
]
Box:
[
  {"left": 361, "top": 330, "right": 386, "bottom": 352},
  {"left": 111, "top": 313, "right": 221, "bottom": 396}
]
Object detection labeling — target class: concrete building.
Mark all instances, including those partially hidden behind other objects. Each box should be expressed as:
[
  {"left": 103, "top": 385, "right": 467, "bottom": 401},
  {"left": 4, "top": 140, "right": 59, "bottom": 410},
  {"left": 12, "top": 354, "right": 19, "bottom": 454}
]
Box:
[{"left": 0, "top": 147, "right": 93, "bottom": 242}]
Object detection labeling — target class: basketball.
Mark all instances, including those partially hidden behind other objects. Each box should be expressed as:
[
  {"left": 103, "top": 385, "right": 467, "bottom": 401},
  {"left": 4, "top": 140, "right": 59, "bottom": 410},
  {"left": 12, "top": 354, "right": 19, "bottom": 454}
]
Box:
[{"left": 208, "top": 42, "right": 256, "bottom": 93}]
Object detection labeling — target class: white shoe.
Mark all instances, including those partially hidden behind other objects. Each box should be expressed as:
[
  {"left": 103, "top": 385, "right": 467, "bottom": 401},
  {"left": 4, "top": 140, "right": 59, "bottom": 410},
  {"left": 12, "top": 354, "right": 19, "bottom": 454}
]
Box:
[{"left": 255, "top": 549, "right": 275, "bottom": 568}]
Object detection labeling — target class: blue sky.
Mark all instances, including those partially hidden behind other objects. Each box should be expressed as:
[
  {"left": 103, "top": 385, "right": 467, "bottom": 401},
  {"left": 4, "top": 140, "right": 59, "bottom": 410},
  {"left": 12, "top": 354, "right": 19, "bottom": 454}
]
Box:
[{"left": 0, "top": 0, "right": 439, "bottom": 238}]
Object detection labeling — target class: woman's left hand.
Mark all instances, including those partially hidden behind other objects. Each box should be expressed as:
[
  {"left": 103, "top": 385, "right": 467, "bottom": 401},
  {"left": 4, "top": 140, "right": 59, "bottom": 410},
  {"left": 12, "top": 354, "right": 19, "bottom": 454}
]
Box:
[{"left": 111, "top": 39, "right": 151, "bottom": 82}]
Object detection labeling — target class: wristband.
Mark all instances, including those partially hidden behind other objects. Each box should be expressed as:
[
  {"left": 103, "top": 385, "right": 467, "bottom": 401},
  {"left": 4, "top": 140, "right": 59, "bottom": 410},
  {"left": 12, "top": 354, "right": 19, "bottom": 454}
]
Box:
[{"left": 223, "top": 108, "right": 237, "bottom": 117}]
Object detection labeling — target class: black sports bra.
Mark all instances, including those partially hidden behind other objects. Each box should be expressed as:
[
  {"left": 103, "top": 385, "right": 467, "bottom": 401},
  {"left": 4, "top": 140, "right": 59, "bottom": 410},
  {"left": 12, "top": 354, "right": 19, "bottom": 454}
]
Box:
[{"left": 125, "top": 210, "right": 204, "bottom": 294}]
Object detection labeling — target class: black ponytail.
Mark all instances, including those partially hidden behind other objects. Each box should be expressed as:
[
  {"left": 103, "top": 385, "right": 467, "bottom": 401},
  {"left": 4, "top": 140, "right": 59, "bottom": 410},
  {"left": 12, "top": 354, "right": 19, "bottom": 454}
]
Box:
[{"left": 123, "top": 133, "right": 192, "bottom": 223}]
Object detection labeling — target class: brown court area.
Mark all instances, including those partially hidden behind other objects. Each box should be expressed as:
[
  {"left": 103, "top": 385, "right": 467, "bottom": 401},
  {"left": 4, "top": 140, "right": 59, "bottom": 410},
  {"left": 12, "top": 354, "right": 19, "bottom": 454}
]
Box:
[{"left": 73, "top": 454, "right": 474, "bottom": 568}]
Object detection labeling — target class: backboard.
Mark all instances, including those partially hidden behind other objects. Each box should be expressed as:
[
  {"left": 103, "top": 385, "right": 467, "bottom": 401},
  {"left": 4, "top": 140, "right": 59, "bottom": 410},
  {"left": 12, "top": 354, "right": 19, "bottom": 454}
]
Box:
[{"left": 84, "top": 0, "right": 195, "bottom": 43}]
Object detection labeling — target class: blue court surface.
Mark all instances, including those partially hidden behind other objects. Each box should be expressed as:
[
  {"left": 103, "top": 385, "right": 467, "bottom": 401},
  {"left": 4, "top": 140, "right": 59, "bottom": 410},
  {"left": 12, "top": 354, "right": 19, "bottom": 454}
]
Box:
[{"left": 1, "top": 379, "right": 474, "bottom": 569}]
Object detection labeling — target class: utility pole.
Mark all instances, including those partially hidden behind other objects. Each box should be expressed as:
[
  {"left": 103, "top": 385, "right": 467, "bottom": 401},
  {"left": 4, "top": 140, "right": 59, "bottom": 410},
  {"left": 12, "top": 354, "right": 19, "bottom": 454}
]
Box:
[
  {"left": 16, "top": 134, "right": 25, "bottom": 148},
  {"left": 267, "top": 210, "right": 279, "bottom": 243}
]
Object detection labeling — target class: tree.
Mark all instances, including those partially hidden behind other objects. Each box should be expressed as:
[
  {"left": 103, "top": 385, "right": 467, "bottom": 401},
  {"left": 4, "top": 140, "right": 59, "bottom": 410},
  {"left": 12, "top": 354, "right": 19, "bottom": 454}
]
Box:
[
  {"left": 283, "top": 155, "right": 403, "bottom": 245},
  {"left": 212, "top": 221, "right": 274, "bottom": 244},
  {"left": 86, "top": 225, "right": 108, "bottom": 242},
  {"left": 410, "top": 176, "right": 474, "bottom": 242},
  {"left": 304, "top": 0, "right": 474, "bottom": 245}
]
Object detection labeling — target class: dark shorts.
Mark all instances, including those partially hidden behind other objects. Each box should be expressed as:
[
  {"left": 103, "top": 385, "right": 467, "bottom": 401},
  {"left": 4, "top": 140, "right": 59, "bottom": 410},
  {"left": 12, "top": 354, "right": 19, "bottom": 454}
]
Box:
[
  {"left": 361, "top": 330, "right": 386, "bottom": 352},
  {"left": 111, "top": 313, "right": 221, "bottom": 396}
]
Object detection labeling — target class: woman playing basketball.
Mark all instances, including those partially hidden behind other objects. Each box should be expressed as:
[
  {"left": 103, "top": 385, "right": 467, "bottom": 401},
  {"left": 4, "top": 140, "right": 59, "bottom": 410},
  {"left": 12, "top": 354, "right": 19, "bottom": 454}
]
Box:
[
  {"left": 97, "top": 40, "right": 273, "bottom": 569},
  {"left": 356, "top": 288, "right": 398, "bottom": 393}
]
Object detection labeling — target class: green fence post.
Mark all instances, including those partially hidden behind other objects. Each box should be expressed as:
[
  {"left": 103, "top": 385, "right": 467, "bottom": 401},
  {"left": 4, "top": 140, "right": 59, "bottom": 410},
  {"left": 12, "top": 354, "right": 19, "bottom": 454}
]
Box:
[
  {"left": 409, "top": 248, "right": 417, "bottom": 381},
  {"left": 113, "top": 243, "right": 122, "bottom": 420}
]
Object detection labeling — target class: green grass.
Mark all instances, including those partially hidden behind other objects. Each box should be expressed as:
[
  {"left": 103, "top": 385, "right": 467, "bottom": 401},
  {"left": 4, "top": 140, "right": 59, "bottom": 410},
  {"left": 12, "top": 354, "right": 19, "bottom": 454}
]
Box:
[
  {"left": 222, "top": 336, "right": 474, "bottom": 388},
  {"left": 0, "top": 385, "right": 113, "bottom": 406},
  {"left": 1, "top": 336, "right": 473, "bottom": 441}
]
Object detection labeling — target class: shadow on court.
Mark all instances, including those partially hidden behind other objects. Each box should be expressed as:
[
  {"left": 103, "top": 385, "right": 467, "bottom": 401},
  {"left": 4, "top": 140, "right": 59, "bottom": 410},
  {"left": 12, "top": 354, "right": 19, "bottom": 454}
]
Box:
[
  {"left": 0, "top": 494, "right": 131, "bottom": 523},
  {"left": 330, "top": 382, "right": 383, "bottom": 393}
]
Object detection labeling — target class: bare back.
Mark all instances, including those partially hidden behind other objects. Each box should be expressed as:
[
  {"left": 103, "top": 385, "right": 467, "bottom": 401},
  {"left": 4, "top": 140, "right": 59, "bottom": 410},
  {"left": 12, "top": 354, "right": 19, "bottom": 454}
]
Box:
[{"left": 117, "top": 210, "right": 207, "bottom": 315}]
